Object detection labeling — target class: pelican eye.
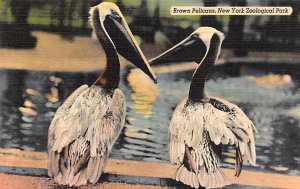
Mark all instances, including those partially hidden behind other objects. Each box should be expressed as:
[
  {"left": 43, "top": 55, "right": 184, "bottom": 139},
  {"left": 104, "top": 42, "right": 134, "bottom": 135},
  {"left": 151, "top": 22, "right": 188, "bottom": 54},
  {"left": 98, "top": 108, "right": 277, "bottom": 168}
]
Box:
[
  {"left": 190, "top": 33, "right": 199, "bottom": 40},
  {"left": 111, "top": 10, "right": 122, "bottom": 22}
]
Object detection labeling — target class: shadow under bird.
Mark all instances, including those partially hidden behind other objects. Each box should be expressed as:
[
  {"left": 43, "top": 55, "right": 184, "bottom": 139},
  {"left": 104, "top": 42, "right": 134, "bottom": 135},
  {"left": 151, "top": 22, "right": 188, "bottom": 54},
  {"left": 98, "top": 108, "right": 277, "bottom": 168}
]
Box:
[
  {"left": 150, "top": 27, "right": 258, "bottom": 189},
  {"left": 47, "top": 2, "right": 157, "bottom": 186}
]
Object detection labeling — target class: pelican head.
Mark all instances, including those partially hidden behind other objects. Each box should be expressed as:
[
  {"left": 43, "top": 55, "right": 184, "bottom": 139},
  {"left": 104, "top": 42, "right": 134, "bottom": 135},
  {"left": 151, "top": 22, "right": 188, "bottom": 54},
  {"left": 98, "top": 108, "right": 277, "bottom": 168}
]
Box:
[
  {"left": 90, "top": 2, "right": 157, "bottom": 83},
  {"left": 150, "top": 27, "right": 225, "bottom": 65}
]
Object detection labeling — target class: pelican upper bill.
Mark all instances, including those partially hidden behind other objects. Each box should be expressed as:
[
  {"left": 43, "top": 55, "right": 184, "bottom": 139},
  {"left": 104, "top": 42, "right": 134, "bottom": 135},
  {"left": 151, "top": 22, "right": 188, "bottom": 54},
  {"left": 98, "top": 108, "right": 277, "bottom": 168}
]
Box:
[{"left": 149, "top": 33, "right": 207, "bottom": 65}]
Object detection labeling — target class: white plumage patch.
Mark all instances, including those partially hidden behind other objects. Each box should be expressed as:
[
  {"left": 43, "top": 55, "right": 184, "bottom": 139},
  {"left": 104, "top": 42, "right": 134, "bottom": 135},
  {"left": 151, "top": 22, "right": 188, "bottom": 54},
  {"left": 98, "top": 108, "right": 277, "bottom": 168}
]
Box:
[
  {"left": 169, "top": 97, "right": 257, "bottom": 188},
  {"left": 48, "top": 85, "right": 126, "bottom": 186}
]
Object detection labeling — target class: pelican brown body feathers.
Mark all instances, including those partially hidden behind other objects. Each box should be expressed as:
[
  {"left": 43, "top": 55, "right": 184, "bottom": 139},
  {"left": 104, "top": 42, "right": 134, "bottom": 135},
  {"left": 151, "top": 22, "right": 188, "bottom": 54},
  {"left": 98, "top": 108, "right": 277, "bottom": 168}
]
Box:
[
  {"left": 150, "top": 27, "right": 257, "bottom": 188},
  {"left": 47, "top": 2, "right": 156, "bottom": 186},
  {"left": 48, "top": 85, "right": 126, "bottom": 185}
]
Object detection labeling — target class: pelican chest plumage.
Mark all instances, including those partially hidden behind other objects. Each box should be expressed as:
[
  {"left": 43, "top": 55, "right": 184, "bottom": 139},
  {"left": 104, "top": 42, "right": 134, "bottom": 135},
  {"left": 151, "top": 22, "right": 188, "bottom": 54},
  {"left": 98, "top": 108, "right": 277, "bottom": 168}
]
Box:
[
  {"left": 150, "top": 27, "right": 258, "bottom": 188},
  {"left": 47, "top": 2, "right": 157, "bottom": 186}
]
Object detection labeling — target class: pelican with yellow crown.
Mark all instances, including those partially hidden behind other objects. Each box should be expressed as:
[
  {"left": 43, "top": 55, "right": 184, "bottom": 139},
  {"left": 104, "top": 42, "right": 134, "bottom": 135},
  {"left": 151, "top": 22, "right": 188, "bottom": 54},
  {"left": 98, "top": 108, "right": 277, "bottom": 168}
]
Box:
[
  {"left": 150, "top": 27, "right": 257, "bottom": 188},
  {"left": 47, "top": 2, "right": 157, "bottom": 186}
]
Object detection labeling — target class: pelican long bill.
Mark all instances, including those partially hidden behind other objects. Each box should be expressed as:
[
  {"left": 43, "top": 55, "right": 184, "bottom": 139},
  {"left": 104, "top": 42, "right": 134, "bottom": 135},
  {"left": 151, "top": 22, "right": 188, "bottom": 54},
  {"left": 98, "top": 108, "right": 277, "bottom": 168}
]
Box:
[
  {"left": 102, "top": 10, "right": 157, "bottom": 83},
  {"left": 149, "top": 34, "right": 207, "bottom": 66}
]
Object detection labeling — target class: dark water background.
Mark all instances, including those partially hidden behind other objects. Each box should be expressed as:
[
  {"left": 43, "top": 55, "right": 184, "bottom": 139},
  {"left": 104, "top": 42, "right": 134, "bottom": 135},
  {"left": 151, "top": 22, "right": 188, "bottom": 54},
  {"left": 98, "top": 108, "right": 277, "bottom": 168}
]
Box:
[{"left": 0, "top": 63, "right": 299, "bottom": 176}]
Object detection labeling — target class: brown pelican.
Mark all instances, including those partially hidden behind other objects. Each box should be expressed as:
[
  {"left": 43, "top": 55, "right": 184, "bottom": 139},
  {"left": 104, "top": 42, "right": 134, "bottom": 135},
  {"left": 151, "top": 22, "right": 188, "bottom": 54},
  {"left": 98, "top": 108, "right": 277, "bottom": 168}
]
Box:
[
  {"left": 47, "top": 2, "right": 157, "bottom": 186},
  {"left": 150, "top": 27, "right": 258, "bottom": 188}
]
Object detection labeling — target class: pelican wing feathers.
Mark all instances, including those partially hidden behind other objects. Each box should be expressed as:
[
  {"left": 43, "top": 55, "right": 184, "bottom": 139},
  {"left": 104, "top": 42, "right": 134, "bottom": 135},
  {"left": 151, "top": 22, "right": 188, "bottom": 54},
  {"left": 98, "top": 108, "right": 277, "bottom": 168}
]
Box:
[
  {"left": 169, "top": 97, "right": 257, "bottom": 188},
  {"left": 48, "top": 85, "right": 126, "bottom": 186}
]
